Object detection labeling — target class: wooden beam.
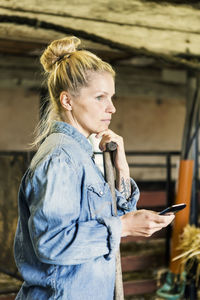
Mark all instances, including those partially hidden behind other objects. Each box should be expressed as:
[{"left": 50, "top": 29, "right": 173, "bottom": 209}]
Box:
[
  {"left": 0, "top": 1, "right": 200, "bottom": 69},
  {"left": 123, "top": 279, "right": 157, "bottom": 295},
  {"left": 0, "top": 296, "right": 16, "bottom": 300},
  {"left": 137, "top": 191, "right": 167, "bottom": 208},
  {"left": 0, "top": 0, "right": 199, "bottom": 35},
  {"left": 115, "top": 65, "right": 187, "bottom": 99},
  {"left": 0, "top": 38, "right": 127, "bottom": 62},
  {"left": 0, "top": 54, "right": 188, "bottom": 100},
  {"left": 121, "top": 254, "right": 165, "bottom": 272},
  {"left": 0, "top": 39, "right": 44, "bottom": 55}
]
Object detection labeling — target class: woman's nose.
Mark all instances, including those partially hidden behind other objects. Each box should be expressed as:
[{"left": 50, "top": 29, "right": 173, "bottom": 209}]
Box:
[{"left": 106, "top": 100, "right": 116, "bottom": 114}]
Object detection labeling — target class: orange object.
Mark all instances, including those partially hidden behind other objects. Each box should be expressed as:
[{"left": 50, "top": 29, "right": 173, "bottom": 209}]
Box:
[{"left": 169, "top": 160, "right": 194, "bottom": 274}]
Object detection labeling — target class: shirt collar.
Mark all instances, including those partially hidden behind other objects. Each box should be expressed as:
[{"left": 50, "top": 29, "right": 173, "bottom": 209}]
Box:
[{"left": 50, "top": 121, "right": 94, "bottom": 158}]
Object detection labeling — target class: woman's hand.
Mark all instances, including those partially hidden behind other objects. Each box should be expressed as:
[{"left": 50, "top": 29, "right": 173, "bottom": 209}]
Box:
[
  {"left": 96, "top": 129, "right": 128, "bottom": 172},
  {"left": 120, "top": 210, "right": 175, "bottom": 237},
  {"left": 96, "top": 129, "right": 131, "bottom": 199}
]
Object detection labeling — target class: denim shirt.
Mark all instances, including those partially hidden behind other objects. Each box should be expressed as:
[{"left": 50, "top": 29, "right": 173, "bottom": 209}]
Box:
[{"left": 14, "top": 121, "right": 140, "bottom": 300}]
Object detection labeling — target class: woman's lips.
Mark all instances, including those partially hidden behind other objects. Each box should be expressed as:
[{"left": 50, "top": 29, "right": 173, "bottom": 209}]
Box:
[
  {"left": 101, "top": 119, "right": 111, "bottom": 125},
  {"left": 101, "top": 119, "right": 111, "bottom": 124}
]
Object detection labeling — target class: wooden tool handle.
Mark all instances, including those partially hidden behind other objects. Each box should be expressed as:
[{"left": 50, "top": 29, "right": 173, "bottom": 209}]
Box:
[
  {"left": 103, "top": 142, "right": 124, "bottom": 300},
  {"left": 106, "top": 141, "right": 117, "bottom": 152}
]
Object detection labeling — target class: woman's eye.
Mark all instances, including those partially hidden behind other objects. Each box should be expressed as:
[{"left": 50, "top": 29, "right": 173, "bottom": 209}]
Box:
[{"left": 96, "top": 95, "right": 103, "bottom": 101}]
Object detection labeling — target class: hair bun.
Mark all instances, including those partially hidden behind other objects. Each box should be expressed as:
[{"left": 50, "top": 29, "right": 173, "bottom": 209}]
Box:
[{"left": 40, "top": 36, "right": 81, "bottom": 72}]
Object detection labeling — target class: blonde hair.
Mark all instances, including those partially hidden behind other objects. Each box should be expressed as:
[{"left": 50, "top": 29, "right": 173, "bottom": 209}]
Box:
[{"left": 32, "top": 36, "right": 115, "bottom": 148}]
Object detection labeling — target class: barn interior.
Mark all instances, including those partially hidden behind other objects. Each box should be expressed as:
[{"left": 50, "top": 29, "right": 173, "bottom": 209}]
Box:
[{"left": 0, "top": 1, "right": 200, "bottom": 299}]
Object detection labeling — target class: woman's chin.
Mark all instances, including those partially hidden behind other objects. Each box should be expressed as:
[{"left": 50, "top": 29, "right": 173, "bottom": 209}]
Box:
[
  {"left": 102, "top": 124, "right": 110, "bottom": 130},
  {"left": 94, "top": 126, "right": 109, "bottom": 134}
]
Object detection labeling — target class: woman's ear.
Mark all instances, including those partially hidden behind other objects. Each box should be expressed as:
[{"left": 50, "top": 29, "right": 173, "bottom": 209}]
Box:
[{"left": 60, "top": 91, "right": 72, "bottom": 111}]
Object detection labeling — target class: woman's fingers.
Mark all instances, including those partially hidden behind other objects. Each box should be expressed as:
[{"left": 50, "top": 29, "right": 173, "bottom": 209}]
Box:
[
  {"left": 142, "top": 210, "right": 175, "bottom": 226},
  {"left": 155, "top": 214, "right": 175, "bottom": 227},
  {"left": 120, "top": 210, "right": 175, "bottom": 237},
  {"left": 96, "top": 129, "right": 122, "bottom": 151},
  {"left": 96, "top": 129, "right": 130, "bottom": 172},
  {"left": 95, "top": 129, "right": 114, "bottom": 139}
]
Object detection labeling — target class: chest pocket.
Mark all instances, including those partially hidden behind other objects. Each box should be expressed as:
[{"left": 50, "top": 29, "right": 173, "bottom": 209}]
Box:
[{"left": 87, "top": 182, "right": 112, "bottom": 219}]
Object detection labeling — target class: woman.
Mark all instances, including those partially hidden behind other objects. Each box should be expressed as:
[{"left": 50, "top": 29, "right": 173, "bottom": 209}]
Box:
[{"left": 14, "top": 36, "right": 174, "bottom": 300}]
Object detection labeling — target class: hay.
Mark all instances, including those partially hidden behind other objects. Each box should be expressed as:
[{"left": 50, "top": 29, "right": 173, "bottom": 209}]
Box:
[{"left": 173, "top": 224, "right": 200, "bottom": 285}]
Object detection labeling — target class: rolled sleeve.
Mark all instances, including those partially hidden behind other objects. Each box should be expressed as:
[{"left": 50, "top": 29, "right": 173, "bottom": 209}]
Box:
[
  {"left": 116, "top": 178, "right": 140, "bottom": 216},
  {"left": 97, "top": 216, "right": 121, "bottom": 260}
]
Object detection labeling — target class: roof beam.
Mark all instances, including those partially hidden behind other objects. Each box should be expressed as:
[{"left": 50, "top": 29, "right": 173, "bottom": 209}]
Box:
[{"left": 0, "top": 1, "right": 199, "bottom": 69}]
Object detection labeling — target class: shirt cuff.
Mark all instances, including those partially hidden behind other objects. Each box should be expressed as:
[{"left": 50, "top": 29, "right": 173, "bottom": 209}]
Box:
[
  {"left": 97, "top": 216, "right": 121, "bottom": 260},
  {"left": 116, "top": 178, "right": 140, "bottom": 214}
]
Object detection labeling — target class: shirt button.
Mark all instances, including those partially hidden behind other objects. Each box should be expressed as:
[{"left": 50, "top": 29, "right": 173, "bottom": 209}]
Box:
[{"left": 99, "top": 191, "right": 103, "bottom": 195}]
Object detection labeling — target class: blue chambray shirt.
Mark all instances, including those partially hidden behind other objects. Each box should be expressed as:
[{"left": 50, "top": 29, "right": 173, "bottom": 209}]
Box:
[{"left": 14, "top": 121, "right": 140, "bottom": 300}]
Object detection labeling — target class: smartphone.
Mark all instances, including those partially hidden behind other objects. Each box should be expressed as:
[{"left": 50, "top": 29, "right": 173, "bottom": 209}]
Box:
[{"left": 159, "top": 203, "right": 186, "bottom": 215}]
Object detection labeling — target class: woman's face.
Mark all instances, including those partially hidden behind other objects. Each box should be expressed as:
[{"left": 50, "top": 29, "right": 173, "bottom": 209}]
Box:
[{"left": 68, "top": 72, "right": 116, "bottom": 137}]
